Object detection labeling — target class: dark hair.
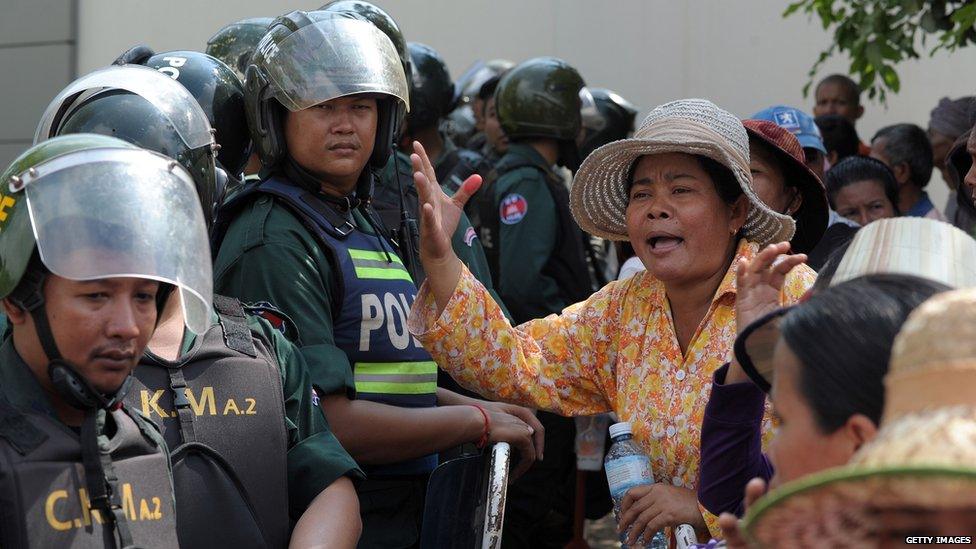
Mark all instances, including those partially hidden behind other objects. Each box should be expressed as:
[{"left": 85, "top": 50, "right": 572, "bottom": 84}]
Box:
[
  {"left": 697, "top": 155, "right": 743, "bottom": 204},
  {"left": 626, "top": 154, "right": 743, "bottom": 205},
  {"left": 780, "top": 274, "right": 950, "bottom": 433},
  {"left": 815, "top": 114, "right": 860, "bottom": 160},
  {"left": 872, "top": 123, "right": 934, "bottom": 188},
  {"left": 816, "top": 74, "right": 861, "bottom": 106},
  {"left": 824, "top": 156, "right": 901, "bottom": 214},
  {"left": 478, "top": 74, "right": 502, "bottom": 104}
]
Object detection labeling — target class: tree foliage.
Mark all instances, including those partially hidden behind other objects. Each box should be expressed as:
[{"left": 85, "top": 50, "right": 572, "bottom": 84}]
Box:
[{"left": 784, "top": 0, "right": 976, "bottom": 104}]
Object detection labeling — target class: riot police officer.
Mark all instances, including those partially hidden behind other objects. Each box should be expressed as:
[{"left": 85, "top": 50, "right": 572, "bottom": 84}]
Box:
[
  {"left": 210, "top": 12, "right": 541, "bottom": 548},
  {"left": 36, "top": 64, "right": 365, "bottom": 548},
  {"left": 477, "top": 74, "right": 509, "bottom": 166},
  {"left": 112, "top": 47, "right": 252, "bottom": 191},
  {"left": 480, "top": 57, "right": 595, "bottom": 323},
  {"left": 448, "top": 58, "right": 515, "bottom": 150},
  {"left": 0, "top": 134, "right": 213, "bottom": 548}
]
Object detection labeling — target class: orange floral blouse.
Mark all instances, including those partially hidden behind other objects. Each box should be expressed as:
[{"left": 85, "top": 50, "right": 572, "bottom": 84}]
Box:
[{"left": 409, "top": 239, "right": 815, "bottom": 536}]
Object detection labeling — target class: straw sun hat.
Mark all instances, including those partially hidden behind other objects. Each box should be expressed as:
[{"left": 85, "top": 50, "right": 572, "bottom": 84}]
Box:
[
  {"left": 570, "top": 98, "right": 795, "bottom": 246},
  {"left": 743, "top": 288, "right": 976, "bottom": 547},
  {"left": 830, "top": 217, "right": 976, "bottom": 289}
]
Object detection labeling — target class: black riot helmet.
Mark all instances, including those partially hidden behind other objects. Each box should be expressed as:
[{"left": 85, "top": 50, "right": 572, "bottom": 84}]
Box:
[
  {"left": 206, "top": 17, "right": 274, "bottom": 82},
  {"left": 116, "top": 47, "right": 251, "bottom": 176},
  {"left": 243, "top": 10, "right": 409, "bottom": 170},
  {"left": 34, "top": 65, "right": 221, "bottom": 230},
  {"left": 579, "top": 87, "right": 639, "bottom": 160},
  {"left": 319, "top": 0, "right": 410, "bottom": 78},
  {"left": 406, "top": 42, "right": 454, "bottom": 130}
]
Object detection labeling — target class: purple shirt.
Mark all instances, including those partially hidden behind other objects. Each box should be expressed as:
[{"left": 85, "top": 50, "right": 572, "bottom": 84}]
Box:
[{"left": 697, "top": 363, "right": 773, "bottom": 517}]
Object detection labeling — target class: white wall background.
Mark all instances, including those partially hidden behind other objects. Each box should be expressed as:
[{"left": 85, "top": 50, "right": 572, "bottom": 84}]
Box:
[{"left": 61, "top": 1, "right": 976, "bottom": 207}]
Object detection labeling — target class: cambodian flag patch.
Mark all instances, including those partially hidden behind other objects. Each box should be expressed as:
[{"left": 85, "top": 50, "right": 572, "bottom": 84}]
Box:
[
  {"left": 499, "top": 193, "right": 528, "bottom": 225},
  {"left": 463, "top": 226, "right": 478, "bottom": 246}
]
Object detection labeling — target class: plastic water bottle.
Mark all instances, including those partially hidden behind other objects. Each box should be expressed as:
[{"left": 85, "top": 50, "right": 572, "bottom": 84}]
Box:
[{"left": 604, "top": 422, "right": 666, "bottom": 549}]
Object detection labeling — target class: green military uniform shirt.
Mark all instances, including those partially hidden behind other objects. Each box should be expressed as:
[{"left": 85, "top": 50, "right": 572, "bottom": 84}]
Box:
[
  {"left": 176, "top": 309, "right": 364, "bottom": 518},
  {"left": 492, "top": 143, "right": 566, "bottom": 323}
]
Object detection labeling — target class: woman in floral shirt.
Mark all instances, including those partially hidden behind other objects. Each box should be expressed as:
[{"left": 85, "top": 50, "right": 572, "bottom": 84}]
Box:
[{"left": 406, "top": 99, "right": 817, "bottom": 540}]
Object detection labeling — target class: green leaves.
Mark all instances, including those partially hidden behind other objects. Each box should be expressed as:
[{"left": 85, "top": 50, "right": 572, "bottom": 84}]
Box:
[{"left": 784, "top": 0, "right": 976, "bottom": 105}]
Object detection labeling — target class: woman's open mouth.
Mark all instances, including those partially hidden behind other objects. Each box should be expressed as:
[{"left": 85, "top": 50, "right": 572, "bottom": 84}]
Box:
[{"left": 647, "top": 235, "right": 684, "bottom": 253}]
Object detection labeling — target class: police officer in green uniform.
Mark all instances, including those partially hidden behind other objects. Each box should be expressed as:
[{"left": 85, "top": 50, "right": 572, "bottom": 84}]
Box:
[
  {"left": 448, "top": 58, "right": 515, "bottom": 151},
  {"left": 211, "top": 12, "right": 542, "bottom": 548},
  {"left": 319, "top": 2, "right": 498, "bottom": 296},
  {"left": 36, "top": 64, "right": 365, "bottom": 548},
  {"left": 0, "top": 134, "right": 213, "bottom": 548},
  {"left": 476, "top": 74, "right": 509, "bottom": 167},
  {"left": 472, "top": 57, "right": 597, "bottom": 548},
  {"left": 481, "top": 57, "right": 595, "bottom": 323}
]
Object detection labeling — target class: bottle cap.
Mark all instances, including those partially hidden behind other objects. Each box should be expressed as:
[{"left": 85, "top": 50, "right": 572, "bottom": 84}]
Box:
[{"left": 608, "top": 421, "right": 632, "bottom": 439}]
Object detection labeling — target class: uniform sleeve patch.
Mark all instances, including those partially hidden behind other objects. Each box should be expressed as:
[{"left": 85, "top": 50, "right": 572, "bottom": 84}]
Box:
[
  {"left": 463, "top": 226, "right": 478, "bottom": 247},
  {"left": 243, "top": 300, "right": 296, "bottom": 340},
  {"left": 499, "top": 193, "right": 528, "bottom": 225}
]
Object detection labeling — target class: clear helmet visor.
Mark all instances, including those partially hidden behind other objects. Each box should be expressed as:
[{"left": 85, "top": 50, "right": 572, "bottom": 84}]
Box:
[
  {"left": 16, "top": 148, "right": 213, "bottom": 334},
  {"left": 34, "top": 65, "right": 216, "bottom": 150},
  {"left": 261, "top": 18, "right": 409, "bottom": 112}
]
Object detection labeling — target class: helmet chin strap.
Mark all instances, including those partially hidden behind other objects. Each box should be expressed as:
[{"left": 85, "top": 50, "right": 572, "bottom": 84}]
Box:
[{"left": 281, "top": 155, "right": 375, "bottom": 211}]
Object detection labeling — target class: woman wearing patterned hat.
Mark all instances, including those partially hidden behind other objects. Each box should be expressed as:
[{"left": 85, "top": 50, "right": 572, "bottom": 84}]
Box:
[
  {"left": 742, "top": 119, "right": 829, "bottom": 256},
  {"left": 743, "top": 288, "right": 976, "bottom": 547},
  {"left": 406, "top": 98, "right": 815, "bottom": 539}
]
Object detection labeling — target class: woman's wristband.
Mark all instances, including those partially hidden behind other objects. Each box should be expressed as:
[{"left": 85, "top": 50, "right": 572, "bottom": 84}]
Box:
[{"left": 469, "top": 404, "right": 491, "bottom": 449}]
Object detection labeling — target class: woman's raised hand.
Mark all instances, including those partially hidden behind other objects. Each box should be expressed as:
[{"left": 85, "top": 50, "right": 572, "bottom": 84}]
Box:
[
  {"left": 735, "top": 242, "right": 807, "bottom": 337},
  {"left": 411, "top": 141, "right": 481, "bottom": 266},
  {"left": 726, "top": 242, "right": 806, "bottom": 384},
  {"left": 411, "top": 141, "right": 482, "bottom": 310}
]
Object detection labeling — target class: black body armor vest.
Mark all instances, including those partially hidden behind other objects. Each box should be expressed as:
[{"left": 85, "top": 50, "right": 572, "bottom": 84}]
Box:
[{"left": 127, "top": 296, "right": 290, "bottom": 548}]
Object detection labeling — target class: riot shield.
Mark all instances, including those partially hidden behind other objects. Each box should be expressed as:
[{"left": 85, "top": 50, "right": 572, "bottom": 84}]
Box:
[{"left": 420, "top": 442, "right": 511, "bottom": 549}]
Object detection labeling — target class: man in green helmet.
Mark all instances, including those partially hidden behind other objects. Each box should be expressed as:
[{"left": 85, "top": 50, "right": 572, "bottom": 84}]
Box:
[
  {"left": 211, "top": 12, "right": 542, "bottom": 548},
  {"left": 480, "top": 57, "right": 596, "bottom": 323},
  {"left": 0, "top": 134, "right": 214, "bottom": 549},
  {"left": 36, "top": 63, "right": 366, "bottom": 548}
]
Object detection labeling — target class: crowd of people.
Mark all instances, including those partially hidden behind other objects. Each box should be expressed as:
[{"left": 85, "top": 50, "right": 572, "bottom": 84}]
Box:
[{"left": 1, "top": 2, "right": 975, "bottom": 548}]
